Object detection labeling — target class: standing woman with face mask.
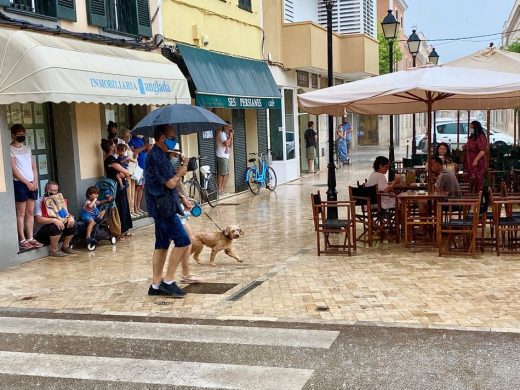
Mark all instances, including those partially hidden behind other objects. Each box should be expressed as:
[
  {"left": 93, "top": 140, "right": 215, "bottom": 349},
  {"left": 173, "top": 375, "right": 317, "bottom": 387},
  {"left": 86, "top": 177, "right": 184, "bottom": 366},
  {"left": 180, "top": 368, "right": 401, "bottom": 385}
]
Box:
[
  {"left": 10, "top": 123, "right": 43, "bottom": 250},
  {"left": 464, "top": 120, "right": 487, "bottom": 193}
]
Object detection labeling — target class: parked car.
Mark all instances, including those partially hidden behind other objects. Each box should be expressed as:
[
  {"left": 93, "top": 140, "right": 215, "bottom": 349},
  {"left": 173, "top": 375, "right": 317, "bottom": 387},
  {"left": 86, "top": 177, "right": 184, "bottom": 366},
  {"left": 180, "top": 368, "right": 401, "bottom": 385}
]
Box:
[{"left": 415, "top": 121, "right": 514, "bottom": 152}]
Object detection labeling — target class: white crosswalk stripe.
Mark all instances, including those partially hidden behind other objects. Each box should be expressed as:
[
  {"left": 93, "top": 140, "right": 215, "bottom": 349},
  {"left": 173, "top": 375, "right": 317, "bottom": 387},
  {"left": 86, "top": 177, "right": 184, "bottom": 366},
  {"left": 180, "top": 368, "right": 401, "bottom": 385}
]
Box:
[
  {"left": 0, "top": 351, "right": 313, "bottom": 390},
  {"left": 0, "top": 316, "right": 340, "bottom": 389},
  {"left": 0, "top": 316, "right": 339, "bottom": 348}
]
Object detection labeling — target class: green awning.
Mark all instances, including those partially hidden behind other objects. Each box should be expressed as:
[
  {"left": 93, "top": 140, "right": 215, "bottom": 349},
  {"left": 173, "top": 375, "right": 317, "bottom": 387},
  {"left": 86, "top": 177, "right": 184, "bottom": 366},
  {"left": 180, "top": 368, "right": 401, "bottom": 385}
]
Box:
[{"left": 177, "top": 44, "right": 281, "bottom": 109}]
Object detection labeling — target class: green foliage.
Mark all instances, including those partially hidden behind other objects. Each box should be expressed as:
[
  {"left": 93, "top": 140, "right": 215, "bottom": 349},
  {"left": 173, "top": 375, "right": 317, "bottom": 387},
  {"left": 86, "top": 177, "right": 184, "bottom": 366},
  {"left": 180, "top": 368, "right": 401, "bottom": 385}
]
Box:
[
  {"left": 506, "top": 39, "right": 520, "bottom": 53},
  {"left": 378, "top": 29, "right": 403, "bottom": 75}
]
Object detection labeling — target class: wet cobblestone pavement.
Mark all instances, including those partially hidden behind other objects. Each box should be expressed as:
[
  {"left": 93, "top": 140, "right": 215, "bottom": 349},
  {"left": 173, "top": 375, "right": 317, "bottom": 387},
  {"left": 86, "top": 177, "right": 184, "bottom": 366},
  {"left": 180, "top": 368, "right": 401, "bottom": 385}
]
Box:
[{"left": 1, "top": 163, "right": 520, "bottom": 333}]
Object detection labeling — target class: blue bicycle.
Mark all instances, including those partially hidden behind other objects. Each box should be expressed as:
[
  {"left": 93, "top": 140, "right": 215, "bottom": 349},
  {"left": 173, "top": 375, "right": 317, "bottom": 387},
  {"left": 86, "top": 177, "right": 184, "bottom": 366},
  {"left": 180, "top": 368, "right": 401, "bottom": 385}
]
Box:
[{"left": 245, "top": 150, "right": 277, "bottom": 195}]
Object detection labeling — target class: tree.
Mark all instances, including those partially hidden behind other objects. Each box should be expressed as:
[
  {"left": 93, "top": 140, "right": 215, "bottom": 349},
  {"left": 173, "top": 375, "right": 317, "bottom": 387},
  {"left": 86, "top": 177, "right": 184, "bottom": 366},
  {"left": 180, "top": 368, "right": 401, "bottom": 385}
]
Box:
[
  {"left": 378, "top": 29, "right": 403, "bottom": 75},
  {"left": 506, "top": 39, "right": 520, "bottom": 53}
]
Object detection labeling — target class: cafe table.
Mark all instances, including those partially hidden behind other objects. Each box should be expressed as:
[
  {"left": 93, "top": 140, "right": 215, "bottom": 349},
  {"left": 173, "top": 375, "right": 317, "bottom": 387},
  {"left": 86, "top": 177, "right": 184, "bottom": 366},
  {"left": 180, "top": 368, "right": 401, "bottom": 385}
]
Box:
[{"left": 397, "top": 190, "right": 449, "bottom": 248}]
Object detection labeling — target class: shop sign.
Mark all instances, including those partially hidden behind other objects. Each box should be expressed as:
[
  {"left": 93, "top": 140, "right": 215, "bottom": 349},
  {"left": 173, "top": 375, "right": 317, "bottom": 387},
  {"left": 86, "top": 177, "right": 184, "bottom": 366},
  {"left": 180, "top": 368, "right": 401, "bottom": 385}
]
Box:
[
  {"left": 196, "top": 94, "right": 281, "bottom": 109},
  {"left": 89, "top": 77, "right": 172, "bottom": 96}
]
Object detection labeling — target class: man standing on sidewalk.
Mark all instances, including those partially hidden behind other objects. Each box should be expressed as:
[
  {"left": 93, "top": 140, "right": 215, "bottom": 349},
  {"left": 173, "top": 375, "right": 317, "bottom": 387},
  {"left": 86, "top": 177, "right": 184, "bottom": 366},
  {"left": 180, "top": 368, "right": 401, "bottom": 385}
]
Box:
[
  {"left": 216, "top": 121, "right": 233, "bottom": 193},
  {"left": 144, "top": 124, "right": 191, "bottom": 297},
  {"left": 304, "top": 121, "right": 317, "bottom": 173}
]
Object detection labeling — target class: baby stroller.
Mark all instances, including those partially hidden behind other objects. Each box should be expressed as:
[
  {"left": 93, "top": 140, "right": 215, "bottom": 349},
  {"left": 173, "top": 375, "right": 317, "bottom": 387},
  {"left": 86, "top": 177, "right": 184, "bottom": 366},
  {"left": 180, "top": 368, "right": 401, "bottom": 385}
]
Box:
[{"left": 74, "top": 178, "right": 117, "bottom": 251}]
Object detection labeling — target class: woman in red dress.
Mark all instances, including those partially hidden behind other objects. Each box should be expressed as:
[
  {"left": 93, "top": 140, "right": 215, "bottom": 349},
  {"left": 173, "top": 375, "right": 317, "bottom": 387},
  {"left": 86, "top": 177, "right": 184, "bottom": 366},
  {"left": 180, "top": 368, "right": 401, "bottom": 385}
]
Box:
[{"left": 464, "top": 120, "right": 487, "bottom": 193}]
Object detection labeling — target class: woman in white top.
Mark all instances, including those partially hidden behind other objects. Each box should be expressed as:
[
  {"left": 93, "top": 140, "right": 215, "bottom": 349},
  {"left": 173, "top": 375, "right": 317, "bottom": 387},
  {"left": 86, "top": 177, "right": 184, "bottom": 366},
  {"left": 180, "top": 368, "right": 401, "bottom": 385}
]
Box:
[
  {"left": 365, "top": 156, "right": 400, "bottom": 210},
  {"left": 10, "top": 124, "right": 43, "bottom": 250}
]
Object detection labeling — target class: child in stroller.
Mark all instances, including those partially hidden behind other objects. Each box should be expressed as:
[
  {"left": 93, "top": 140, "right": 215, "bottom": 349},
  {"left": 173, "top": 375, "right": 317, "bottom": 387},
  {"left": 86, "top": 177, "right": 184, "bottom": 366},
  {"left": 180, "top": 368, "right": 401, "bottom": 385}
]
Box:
[{"left": 75, "top": 179, "right": 117, "bottom": 251}]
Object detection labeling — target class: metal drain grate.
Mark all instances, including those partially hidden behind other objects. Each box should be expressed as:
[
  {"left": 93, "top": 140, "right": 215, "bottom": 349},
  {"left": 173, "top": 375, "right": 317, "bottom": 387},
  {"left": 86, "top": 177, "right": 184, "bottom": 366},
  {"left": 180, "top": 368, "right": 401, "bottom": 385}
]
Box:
[
  {"left": 217, "top": 203, "right": 241, "bottom": 206},
  {"left": 313, "top": 184, "right": 328, "bottom": 187},
  {"left": 181, "top": 283, "right": 237, "bottom": 294}
]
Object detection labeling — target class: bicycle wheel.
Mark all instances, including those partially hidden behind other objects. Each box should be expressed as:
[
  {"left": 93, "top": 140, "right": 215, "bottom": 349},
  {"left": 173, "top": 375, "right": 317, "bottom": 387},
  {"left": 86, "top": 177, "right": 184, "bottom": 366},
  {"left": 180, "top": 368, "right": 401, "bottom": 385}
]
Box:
[
  {"left": 189, "top": 180, "right": 203, "bottom": 204},
  {"left": 204, "top": 174, "right": 219, "bottom": 207},
  {"left": 266, "top": 167, "right": 277, "bottom": 191},
  {"left": 247, "top": 169, "right": 261, "bottom": 195}
]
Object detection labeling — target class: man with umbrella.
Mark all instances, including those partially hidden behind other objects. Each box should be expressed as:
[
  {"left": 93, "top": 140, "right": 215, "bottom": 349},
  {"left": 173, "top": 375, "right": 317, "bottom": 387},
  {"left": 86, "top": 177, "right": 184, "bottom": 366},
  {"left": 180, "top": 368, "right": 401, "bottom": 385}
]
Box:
[{"left": 144, "top": 124, "right": 191, "bottom": 297}]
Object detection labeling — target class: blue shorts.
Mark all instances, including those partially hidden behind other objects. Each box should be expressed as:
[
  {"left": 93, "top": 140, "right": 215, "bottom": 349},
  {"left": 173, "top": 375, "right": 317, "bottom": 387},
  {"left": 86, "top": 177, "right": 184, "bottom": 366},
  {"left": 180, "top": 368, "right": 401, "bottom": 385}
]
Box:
[
  {"left": 80, "top": 208, "right": 100, "bottom": 222},
  {"left": 13, "top": 181, "right": 38, "bottom": 202},
  {"left": 154, "top": 214, "right": 191, "bottom": 249}
]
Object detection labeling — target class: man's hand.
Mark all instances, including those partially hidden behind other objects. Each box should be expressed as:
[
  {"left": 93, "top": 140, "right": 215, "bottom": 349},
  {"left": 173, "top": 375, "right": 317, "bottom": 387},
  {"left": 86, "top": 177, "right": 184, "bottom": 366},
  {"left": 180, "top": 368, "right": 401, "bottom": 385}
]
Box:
[
  {"left": 66, "top": 216, "right": 75, "bottom": 228},
  {"left": 178, "top": 157, "right": 189, "bottom": 176},
  {"left": 27, "top": 181, "right": 37, "bottom": 191},
  {"left": 53, "top": 219, "right": 65, "bottom": 230}
]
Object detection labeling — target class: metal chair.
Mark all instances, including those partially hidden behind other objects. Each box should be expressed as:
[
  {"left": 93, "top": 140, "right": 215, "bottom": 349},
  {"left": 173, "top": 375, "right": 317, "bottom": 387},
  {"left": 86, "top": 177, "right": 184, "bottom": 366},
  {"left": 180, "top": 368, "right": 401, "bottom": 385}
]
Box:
[{"left": 311, "top": 191, "right": 356, "bottom": 256}]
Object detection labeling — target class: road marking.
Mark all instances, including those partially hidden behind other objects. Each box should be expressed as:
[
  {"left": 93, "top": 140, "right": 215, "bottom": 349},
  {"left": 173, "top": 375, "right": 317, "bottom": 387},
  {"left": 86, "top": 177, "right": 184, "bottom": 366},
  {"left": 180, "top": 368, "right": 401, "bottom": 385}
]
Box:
[
  {"left": 0, "top": 317, "right": 339, "bottom": 349},
  {"left": 0, "top": 351, "right": 313, "bottom": 390}
]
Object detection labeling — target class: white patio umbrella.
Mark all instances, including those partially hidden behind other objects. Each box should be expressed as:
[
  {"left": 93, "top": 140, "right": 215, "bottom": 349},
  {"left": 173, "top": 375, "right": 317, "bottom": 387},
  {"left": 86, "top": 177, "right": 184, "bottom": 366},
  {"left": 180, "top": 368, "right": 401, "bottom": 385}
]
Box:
[
  {"left": 447, "top": 47, "right": 520, "bottom": 145},
  {"left": 297, "top": 65, "right": 520, "bottom": 189}
]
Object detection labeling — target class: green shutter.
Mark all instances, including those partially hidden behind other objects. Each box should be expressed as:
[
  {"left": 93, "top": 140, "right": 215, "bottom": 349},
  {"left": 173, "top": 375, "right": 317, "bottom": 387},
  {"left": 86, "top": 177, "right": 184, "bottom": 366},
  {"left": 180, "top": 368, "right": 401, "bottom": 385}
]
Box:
[
  {"left": 86, "top": 0, "right": 107, "bottom": 27},
  {"left": 57, "top": 0, "right": 76, "bottom": 21},
  {"left": 136, "top": 0, "right": 152, "bottom": 37},
  {"left": 0, "top": 0, "right": 10, "bottom": 6}
]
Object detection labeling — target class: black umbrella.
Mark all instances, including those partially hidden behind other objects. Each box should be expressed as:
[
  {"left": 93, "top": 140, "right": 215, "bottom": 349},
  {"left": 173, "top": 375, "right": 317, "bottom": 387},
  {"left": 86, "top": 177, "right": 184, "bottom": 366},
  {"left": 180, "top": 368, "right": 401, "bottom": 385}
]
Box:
[{"left": 132, "top": 104, "right": 227, "bottom": 136}]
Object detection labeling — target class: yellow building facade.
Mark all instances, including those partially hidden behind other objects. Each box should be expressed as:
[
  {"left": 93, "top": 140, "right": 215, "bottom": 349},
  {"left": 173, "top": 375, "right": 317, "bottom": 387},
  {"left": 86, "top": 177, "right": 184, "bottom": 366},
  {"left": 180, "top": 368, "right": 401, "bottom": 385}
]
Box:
[{"left": 162, "top": 0, "right": 263, "bottom": 59}]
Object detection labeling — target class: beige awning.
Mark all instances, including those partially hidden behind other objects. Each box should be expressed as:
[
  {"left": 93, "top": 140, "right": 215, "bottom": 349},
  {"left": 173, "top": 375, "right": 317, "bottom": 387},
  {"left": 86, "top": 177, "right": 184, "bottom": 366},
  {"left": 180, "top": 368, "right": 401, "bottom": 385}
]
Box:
[{"left": 0, "top": 28, "right": 190, "bottom": 105}]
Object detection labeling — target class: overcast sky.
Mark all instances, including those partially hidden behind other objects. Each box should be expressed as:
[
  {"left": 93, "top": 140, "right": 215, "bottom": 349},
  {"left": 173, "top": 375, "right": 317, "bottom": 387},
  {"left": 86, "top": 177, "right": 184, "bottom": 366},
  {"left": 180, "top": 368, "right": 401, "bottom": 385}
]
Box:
[{"left": 404, "top": 0, "right": 515, "bottom": 63}]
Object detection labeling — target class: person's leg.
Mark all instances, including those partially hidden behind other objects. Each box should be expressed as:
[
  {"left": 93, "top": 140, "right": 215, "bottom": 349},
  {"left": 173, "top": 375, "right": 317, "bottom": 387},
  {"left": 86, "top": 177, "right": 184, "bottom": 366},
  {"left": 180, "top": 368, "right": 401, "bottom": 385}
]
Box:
[
  {"left": 217, "top": 175, "right": 224, "bottom": 193},
  {"left": 221, "top": 174, "right": 230, "bottom": 192},
  {"left": 152, "top": 249, "right": 168, "bottom": 285},
  {"left": 135, "top": 185, "right": 144, "bottom": 213},
  {"left": 163, "top": 246, "right": 190, "bottom": 282},
  {"left": 307, "top": 159, "right": 313, "bottom": 173},
  {"left": 129, "top": 179, "right": 136, "bottom": 213},
  {"left": 49, "top": 234, "right": 61, "bottom": 253},
  {"left": 179, "top": 222, "right": 201, "bottom": 283},
  {"left": 86, "top": 220, "right": 95, "bottom": 239},
  {"left": 15, "top": 201, "right": 27, "bottom": 242}
]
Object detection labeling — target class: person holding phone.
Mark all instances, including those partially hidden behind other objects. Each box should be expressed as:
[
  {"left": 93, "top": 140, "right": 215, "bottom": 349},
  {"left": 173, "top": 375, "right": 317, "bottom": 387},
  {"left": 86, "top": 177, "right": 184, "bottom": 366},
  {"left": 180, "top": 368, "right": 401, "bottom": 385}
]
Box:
[{"left": 216, "top": 121, "right": 233, "bottom": 193}]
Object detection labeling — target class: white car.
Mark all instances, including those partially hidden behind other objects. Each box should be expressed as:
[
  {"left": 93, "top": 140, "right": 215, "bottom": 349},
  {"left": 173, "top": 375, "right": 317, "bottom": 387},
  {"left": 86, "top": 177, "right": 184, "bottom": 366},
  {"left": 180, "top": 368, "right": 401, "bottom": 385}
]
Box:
[{"left": 416, "top": 121, "right": 514, "bottom": 152}]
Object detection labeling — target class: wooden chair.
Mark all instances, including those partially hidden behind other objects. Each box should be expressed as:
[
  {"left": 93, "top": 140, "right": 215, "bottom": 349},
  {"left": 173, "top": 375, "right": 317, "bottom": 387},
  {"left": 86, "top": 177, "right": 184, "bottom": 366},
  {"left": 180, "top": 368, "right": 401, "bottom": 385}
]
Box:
[
  {"left": 348, "top": 185, "right": 379, "bottom": 246},
  {"left": 311, "top": 191, "right": 356, "bottom": 256},
  {"left": 493, "top": 197, "right": 520, "bottom": 256},
  {"left": 436, "top": 198, "right": 481, "bottom": 258},
  {"left": 377, "top": 192, "right": 398, "bottom": 242}
]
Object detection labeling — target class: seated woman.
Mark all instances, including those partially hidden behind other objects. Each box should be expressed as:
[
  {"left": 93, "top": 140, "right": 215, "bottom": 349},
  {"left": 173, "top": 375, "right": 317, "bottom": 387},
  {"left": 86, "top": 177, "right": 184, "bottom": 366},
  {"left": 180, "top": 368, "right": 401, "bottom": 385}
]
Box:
[
  {"left": 365, "top": 156, "right": 400, "bottom": 210},
  {"left": 434, "top": 142, "right": 456, "bottom": 172}
]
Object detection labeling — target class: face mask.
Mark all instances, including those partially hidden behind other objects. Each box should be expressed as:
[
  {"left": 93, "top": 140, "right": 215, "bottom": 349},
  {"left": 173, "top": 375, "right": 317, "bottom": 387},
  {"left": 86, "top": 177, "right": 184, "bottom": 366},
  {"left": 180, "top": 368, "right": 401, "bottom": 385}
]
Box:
[
  {"left": 165, "top": 138, "right": 178, "bottom": 151},
  {"left": 15, "top": 135, "right": 25, "bottom": 143}
]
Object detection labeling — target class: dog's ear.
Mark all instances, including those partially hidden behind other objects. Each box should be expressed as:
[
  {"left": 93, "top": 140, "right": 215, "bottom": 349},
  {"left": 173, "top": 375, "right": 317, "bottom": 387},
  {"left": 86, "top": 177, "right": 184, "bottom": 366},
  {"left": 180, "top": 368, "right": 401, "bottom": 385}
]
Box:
[
  {"left": 224, "top": 226, "right": 231, "bottom": 236},
  {"left": 238, "top": 228, "right": 244, "bottom": 236}
]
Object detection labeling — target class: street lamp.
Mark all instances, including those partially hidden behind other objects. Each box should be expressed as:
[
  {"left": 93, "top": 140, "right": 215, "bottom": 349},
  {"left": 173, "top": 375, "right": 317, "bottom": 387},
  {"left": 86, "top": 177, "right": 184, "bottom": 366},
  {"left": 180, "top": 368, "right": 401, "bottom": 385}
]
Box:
[
  {"left": 428, "top": 48, "right": 440, "bottom": 147},
  {"left": 428, "top": 48, "right": 439, "bottom": 65},
  {"left": 407, "top": 29, "right": 421, "bottom": 157},
  {"left": 381, "top": 9, "right": 400, "bottom": 181},
  {"left": 323, "top": 0, "right": 337, "bottom": 217}
]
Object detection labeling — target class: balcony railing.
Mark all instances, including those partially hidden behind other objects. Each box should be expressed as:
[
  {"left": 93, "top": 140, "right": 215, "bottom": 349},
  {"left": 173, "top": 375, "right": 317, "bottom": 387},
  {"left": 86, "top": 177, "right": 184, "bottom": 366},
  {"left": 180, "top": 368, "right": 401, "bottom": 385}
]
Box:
[
  {"left": 106, "top": 0, "right": 132, "bottom": 34},
  {"left": 9, "top": 0, "right": 53, "bottom": 16}
]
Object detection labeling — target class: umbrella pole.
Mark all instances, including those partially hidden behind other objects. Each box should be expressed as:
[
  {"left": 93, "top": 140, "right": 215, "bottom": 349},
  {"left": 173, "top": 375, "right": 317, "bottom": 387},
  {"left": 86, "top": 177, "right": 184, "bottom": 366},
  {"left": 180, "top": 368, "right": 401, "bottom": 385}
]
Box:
[
  {"left": 486, "top": 110, "right": 491, "bottom": 162},
  {"left": 515, "top": 109, "right": 518, "bottom": 147},
  {"left": 456, "top": 111, "right": 460, "bottom": 150},
  {"left": 427, "top": 102, "right": 433, "bottom": 192}
]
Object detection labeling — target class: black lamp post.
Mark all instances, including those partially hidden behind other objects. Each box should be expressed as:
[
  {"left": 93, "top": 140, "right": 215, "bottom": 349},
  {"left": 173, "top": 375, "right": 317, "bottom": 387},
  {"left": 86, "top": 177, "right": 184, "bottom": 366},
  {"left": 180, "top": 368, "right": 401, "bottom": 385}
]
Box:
[
  {"left": 381, "top": 9, "right": 400, "bottom": 181},
  {"left": 323, "top": 0, "right": 337, "bottom": 217},
  {"left": 407, "top": 29, "right": 421, "bottom": 157},
  {"left": 428, "top": 47, "right": 440, "bottom": 65},
  {"left": 428, "top": 48, "right": 440, "bottom": 147}
]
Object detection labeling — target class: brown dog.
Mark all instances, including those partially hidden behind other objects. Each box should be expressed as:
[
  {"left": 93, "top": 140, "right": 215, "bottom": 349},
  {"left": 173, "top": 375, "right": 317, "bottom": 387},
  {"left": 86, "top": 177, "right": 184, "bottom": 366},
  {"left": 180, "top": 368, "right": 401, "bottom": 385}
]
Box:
[{"left": 191, "top": 225, "right": 244, "bottom": 267}]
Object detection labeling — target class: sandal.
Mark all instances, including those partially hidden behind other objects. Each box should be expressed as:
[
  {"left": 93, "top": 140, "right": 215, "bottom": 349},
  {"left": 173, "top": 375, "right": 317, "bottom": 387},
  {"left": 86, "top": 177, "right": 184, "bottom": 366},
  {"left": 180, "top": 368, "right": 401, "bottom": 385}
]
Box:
[
  {"left": 50, "top": 250, "right": 67, "bottom": 257},
  {"left": 19, "top": 240, "right": 33, "bottom": 250},
  {"left": 27, "top": 238, "right": 43, "bottom": 248},
  {"left": 123, "top": 232, "right": 133, "bottom": 238}
]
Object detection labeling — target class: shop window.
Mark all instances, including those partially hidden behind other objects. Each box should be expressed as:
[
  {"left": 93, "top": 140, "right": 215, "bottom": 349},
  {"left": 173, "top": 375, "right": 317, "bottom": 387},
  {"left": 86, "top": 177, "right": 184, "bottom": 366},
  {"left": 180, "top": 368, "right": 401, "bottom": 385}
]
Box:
[
  {"left": 311, "top": 74, "right": 318, "bottom": 89},
  {"left": 6, "top": 0, "right": 76, "bottom": 21},
  {"left": 284, "top": 89, "right": 295, "bottom": 160},
  {"left": 238, "top": 0, "right": 251, "bottom": 12},
  {"left": 296, "top": 71, "right": 309, "bottom": 88},
  {"left": 357, "top": 114, "right": 379, "bottom": 146},
  {"left": 7, "top": 103, "right": 55, "bottom": 196},
  {"left": 104, "top": 104, "right": 130, "bottom": 131},
  {"left": 86, "top": 0, "right": 151, "bottom": 38}
]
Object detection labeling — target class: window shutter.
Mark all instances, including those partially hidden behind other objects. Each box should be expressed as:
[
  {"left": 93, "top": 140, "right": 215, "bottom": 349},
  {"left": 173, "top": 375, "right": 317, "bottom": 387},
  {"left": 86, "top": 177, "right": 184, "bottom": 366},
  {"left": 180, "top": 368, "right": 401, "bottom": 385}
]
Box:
[
  {"left": 57, "top": 0, "right": 76, "bottom": 21},
  {"left": 86, "top": 0, "right": 107, "bottom": 27},
  {"left": 136, "top": 0, "right": 152, "bottom": 37}
]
